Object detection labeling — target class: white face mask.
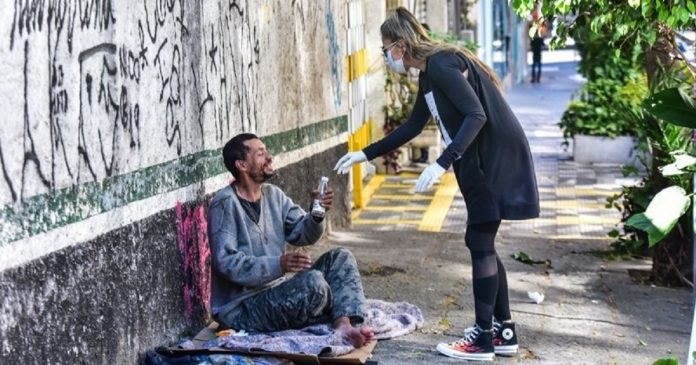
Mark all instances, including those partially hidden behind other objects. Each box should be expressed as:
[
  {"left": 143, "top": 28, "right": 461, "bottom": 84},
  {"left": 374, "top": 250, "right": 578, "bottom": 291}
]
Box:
[{"left": 385, "top": 45, "right": 407, "bottom": 74}]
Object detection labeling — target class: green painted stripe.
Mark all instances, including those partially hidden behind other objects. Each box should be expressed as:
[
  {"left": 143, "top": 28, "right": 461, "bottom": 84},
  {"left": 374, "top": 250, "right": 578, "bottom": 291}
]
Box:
[{"left": 0, "top": 116, "right": 347, "bottom": 245}]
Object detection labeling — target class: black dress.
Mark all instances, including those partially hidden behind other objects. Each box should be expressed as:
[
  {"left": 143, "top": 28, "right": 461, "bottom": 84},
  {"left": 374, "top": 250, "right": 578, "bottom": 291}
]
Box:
[{"left": 363, "top": 51, "right": 539, "bottom": 224}]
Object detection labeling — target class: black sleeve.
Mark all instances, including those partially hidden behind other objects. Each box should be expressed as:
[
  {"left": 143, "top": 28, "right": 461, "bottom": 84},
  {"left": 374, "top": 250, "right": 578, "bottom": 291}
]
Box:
[
  {"left": 362, "top": 87, "right": 430, "bottom": 161},
  {"left": 428, "top": 55, "right": 487, "bottom": 169}
]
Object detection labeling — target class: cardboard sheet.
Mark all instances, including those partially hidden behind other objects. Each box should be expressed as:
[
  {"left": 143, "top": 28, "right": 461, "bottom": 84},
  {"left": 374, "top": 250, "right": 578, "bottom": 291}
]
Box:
[{"left": 164, "top": 322, "right": 376, "bottom": 365}]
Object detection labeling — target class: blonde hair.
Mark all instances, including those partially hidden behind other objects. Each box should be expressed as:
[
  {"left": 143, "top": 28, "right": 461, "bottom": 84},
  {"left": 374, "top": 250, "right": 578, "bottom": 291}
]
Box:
[{"left": 381, "top": 7, "right": 502, "bottom": 90}]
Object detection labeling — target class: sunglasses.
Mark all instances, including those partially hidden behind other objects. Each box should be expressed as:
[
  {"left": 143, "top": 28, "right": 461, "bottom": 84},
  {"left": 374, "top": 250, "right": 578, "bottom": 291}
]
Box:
[{"left": 381, "top": 41, "right": 398, "bottom": 59}]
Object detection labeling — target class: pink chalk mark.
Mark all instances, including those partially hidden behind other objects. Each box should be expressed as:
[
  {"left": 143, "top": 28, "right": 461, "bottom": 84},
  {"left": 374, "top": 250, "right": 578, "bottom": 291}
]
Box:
[
  {"left": 195, "top": 205, "right": 211, "bottom": 314},
  {"left": 175, "top": 201, "right": 212, "bottom": 320}
]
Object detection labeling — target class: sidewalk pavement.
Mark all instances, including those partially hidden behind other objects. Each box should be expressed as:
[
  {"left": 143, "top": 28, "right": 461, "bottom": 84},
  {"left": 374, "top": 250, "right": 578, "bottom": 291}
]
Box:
[{"left": 312, "top": 59, "right": 693, "bottom": 364}]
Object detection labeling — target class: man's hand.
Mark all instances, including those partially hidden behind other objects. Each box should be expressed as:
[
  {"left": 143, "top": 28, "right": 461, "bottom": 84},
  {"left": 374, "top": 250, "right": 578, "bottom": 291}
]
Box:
[
  {"left": 281, "top": 252, "right": 312, "bottom": 273},
  {"left": 311, "top": 188, "right": 334, "bottom": 211}
]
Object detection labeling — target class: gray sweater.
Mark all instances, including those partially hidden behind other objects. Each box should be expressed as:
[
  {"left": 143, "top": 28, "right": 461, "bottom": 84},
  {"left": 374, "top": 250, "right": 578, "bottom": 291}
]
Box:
[{"left": 208, "top": 183, "right": 325, "bottom": 315}]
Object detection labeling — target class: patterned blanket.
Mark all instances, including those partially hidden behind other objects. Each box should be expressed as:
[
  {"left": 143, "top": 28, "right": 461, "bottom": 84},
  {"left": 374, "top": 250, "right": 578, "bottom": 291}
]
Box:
[{"left": 213, "top": 299, "right": 423, "bottom": 357}]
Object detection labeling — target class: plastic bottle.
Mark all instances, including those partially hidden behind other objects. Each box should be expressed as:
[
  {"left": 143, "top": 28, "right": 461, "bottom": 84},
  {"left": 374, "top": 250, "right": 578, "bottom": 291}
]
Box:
[{"left": 311, "top": 177, "right": 329, "bottom": 219}]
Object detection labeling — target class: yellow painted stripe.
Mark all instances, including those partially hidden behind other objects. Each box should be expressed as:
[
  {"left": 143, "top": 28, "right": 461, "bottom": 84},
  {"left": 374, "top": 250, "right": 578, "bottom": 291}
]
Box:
[
  {"left": 555, "top": 187, "right": 616, "bottom": 198},
  {"left": 418, "top": 173, "right": 458, "bottom": 232},
  {"left": 539, "top": 186, "right": 616, "bottom": 195},
  {"left": 540, "top": 201, "right": 608, "bottom": 209},
  {"left": 361, "top": 206, "right": 427, "bottom": 212},
  {"left": 573, "top": 188, "right": 617, "bottom": 197},
  {"left": 351, "top": 209, "right": 362, "bottom": 221},
  {"left": 550, "top": 235, "right": 613, "bottom": 241},
  {"left": 371, "top": 194, "right": 433, "bottom": 201},
  {"left": 397, "top": 172, "right": 421, "bottom": 178},
  {"left": 353, "top": 219, "right": 421, "bottom": 225},
  {"left": 529, "top": 217, "right": 620, "bottom": 225},
  {"left": 380, "top": 183, "right": 416, "bottom": 188},
  {"left": 346, "top": 48, "right": 368, "bottom": 82},
  {"left": 350, "top": 174, "right": 384, "bottom": 221},
  {"left": 362, "top": 175, "right": 385, "bottom": 203}
]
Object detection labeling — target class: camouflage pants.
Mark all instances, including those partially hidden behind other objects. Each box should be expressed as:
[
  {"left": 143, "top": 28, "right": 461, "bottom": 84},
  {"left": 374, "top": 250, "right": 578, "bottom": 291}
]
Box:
[{"left": 220, "top": 247, "right": 367, "bottom": 332}]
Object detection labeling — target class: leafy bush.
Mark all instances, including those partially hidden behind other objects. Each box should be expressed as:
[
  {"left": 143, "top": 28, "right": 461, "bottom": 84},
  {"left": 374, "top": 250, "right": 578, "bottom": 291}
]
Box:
[
  {"left": 428, "top": 31, "right": 479, "bottom": 53},
  {"left": 559, "top": 71, "right": 648, "bottom": 142},
  {"left": 607, "top": 109, "right": 694, "bottom": 285},
  {"left": 652, "top": 355, "right": 679, "bottom": 365},
  {"left": 382, "top": 71, "right": 419, "bottom": 173},
  {"left": 572, "top": 18, "right": 643, "bottom": 81}
]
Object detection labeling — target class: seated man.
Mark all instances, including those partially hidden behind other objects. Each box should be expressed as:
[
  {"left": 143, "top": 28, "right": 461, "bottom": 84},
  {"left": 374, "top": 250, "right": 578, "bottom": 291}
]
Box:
[{"left": 208, "top": 133, "right": 374, "bottom": 348}]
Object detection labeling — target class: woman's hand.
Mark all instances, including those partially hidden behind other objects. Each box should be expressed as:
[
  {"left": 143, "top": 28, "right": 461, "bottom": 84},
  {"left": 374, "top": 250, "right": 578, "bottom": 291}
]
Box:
[
  {"left": 415, "top": 163, "right": 446, "bottom": 192},
  {"left": 334, "top": 151, "right": 367, "bottom": 174}
]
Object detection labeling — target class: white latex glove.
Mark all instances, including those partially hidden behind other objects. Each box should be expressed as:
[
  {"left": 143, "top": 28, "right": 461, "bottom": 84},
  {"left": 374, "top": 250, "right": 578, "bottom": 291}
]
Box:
[
  {"left": 415, "top": 163, "right": 446, "bottom": 192},
  {"left": 334, "top": 151, "right": 367, "bottom": 174}
]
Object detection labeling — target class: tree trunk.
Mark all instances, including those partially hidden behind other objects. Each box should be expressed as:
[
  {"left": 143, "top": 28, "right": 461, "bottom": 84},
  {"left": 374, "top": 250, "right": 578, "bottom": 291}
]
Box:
[
  {"left": 651, "top": 219, "right": 694, "bottom": 287},
  {"left": 644, "top": 33, "right": 673, "bottom": 86},
  {"left": 644, "top": 33, "right": 694, "bottom": 287}
]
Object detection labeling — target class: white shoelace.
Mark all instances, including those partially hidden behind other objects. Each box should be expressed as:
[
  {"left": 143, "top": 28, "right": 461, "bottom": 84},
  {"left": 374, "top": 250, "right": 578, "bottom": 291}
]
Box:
[
  {"left": 464, "top": 319, "right": 501, "bottom": 336},
  {"left": 453, "top": 324, "right": 482, "bottom": 345}
]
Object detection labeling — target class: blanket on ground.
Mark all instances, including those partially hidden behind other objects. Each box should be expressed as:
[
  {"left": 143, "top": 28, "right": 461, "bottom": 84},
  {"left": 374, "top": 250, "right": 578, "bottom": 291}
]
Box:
[{"left": 213, "top": 299, "right": 423, "bottom": 357}]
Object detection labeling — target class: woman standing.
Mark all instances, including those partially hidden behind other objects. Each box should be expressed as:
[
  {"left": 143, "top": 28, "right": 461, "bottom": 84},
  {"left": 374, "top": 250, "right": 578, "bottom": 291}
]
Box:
[{"left": 334, "top": 7, "right": 539, "bottom": 362}]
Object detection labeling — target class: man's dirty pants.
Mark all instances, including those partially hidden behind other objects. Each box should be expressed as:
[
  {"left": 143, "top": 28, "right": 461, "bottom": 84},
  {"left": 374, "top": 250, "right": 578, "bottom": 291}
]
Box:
[{"left": 218, "top": 247, "right": 366, "bottom": 332}]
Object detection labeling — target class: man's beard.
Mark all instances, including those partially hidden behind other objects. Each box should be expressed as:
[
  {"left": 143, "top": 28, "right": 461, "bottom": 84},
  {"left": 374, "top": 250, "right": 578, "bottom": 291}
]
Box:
[{"left": 250, "top": 165, "right": 274, "bottom": 183}]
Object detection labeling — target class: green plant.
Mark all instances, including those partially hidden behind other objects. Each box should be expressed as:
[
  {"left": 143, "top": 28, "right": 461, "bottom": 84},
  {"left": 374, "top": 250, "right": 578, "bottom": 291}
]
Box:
[
  {"left": 428, "top": 31, "right": 479, "bottom": 53},
  {"left": 645, "top": 87, "right": 696, "bottom": 129},
  {"left": 652, "top": 355, "right": 679, "bottom": 365},
  {"left": 609, "top": 83, "right": 696, "bottom": 286},
  {"left": 572, "top": 17, "right": 643, "bottom": 82},
  {"left": 512, "top": 1, "right": 696, "bottom": 80},
  {"left": 559, "top": 71, "right": 648, "bottom": 142},
  {"left": 607, "top": 117, "right": 693, "bottom": 280},
  {"left": 512, "top": 0, "right": 696, "bottom": 287},
  {"left": 382, "top": 71, "right": 418, "bottom": 173}
]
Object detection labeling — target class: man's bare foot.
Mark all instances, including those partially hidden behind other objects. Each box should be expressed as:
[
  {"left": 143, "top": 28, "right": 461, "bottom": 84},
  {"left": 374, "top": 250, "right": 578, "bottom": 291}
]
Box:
[{"left": 337, "top": 324, "right": 375, "bottom": 348}]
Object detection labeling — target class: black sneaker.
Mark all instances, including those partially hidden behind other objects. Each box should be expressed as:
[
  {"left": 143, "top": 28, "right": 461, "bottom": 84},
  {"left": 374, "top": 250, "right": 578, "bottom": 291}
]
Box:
[
  {"left": 436, "top": 324, "right": 495, "bottom": 361},
  {"left": 464, "top": 318, "right": 501, "bottom": 337},
  {"left": 493, "top": 321, "right": 519, "bottom": 355}
]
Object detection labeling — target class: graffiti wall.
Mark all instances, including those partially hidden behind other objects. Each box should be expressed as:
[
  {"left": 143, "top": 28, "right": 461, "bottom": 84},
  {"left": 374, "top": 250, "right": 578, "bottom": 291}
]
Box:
[
  {"left": 0, "top": 0, "right": 346, "bottom": 205},
  {"left": 0, "top": 0, "right": 346, "bottom": 244}
]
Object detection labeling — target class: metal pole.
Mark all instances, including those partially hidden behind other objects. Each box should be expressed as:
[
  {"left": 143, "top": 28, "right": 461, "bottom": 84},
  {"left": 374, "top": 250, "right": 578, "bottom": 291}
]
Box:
[
  {"left": 689, "top": 40, "right": 696, "bottom": 364},
  {"left": 690, "top": 171, "right": 696, "bottom": 365},
  {"left": 689, "top": 271, "right": 695, "bottom": 365},
  {"left": 453, "top": 0, "right": 461, "bottom": 39}
]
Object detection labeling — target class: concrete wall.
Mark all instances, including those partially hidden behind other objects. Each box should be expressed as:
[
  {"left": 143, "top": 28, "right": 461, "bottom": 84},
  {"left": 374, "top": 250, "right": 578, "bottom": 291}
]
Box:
[
  {"left": 425, "top": 0, "right": 449, "bottom": 34},
  {"left": 0, "top": 0, "right": 350, "bottom": 363}
]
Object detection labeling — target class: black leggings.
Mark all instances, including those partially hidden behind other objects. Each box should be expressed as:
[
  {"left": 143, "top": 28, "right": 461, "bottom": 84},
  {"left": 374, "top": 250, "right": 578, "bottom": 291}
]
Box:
[
  {"left": 465, "top": 220, "right": 511, "bottom": 330},
  {"left": 531, "top": 59, "right": 542, "bottom": 81}
]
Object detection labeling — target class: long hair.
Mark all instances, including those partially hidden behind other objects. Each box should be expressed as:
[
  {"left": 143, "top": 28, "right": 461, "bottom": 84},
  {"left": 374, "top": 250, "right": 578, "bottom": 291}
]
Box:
[{"left": 380, "top": 7, "right": 502, "bottom": 90}]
